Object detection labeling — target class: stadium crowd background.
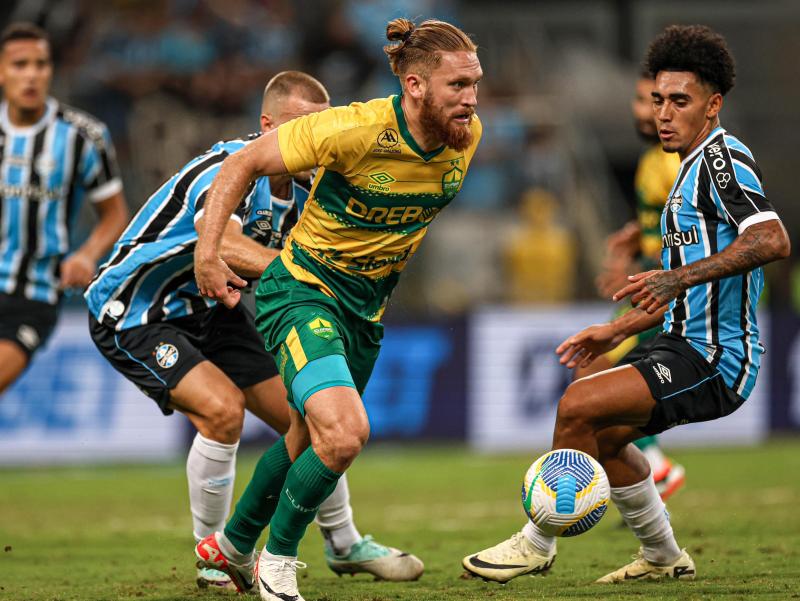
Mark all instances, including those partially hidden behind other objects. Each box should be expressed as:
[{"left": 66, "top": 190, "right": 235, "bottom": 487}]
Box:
[
  {"left": 7, "top": 0, "right": 799, "bottom": 312},
  {"left": 2, "top": 0, "right": 800, "bottom": 459}
]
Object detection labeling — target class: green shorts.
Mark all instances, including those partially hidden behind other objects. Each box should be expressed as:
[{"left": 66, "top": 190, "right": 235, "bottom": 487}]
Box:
[
  {"left": 254, "top": 258, "right": 384, "bottom": 415},
  {"left": 605, "top": 303, "right": 662, "bottom": 365}
]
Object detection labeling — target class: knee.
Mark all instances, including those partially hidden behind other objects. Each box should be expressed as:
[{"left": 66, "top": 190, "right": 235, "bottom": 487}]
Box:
[
  {"left": 201, "top": 389, "right": 246, "bottom": 442},
  {"left": 555, "top": 381, "right": 595, "bottom": 433},
  {"left": 317, "top": 416, "right": 369, "bottom": 472}
]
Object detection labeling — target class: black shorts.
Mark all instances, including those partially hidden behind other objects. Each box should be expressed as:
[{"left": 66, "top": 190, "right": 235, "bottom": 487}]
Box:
[
  {"left": 0, "top": 293, "right": 58, "bottom": 358},
  {"left": 625, "top": 333, "right": 746, "bottom": 435},
  {"left": 89, "top": 303, "right": 278, "bottom": 415}
]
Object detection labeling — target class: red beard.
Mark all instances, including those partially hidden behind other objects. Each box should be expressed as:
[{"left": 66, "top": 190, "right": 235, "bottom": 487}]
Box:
[{"left": 419, "top": 91, "right": 474, "bottom": 151}]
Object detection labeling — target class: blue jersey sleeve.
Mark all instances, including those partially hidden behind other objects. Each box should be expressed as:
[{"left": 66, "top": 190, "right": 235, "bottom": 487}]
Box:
[
  {"left": 81, "top": 122, "right": 123, "bottom": 202},
  {"left": 705, "top": 137, "right": 777, "bottom": 234},
  {"left": 188, "top": 144, "right": 250, "bottom": 224}
]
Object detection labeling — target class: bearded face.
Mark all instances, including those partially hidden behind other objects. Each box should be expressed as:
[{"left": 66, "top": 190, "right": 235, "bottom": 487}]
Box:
[{"left": 419, "top": 87, "right": 474, "bottom": 152}]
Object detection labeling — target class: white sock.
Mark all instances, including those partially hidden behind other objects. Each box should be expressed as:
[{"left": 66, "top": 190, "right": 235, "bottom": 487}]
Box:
[
  {"left": 315, "top": 473, "right": 361, "bottom": 556},
  {"left": 217, "top": 530, "right": 252, "bottom": 563},
  {"left": 611, "top": 475, "right": 681, "bottom": 565},
  {"left": 187, "top": 433, "right": 238, "bottom": 541},
  {"left": 522, "top": 520, "right": 556, "bottom": 556}
]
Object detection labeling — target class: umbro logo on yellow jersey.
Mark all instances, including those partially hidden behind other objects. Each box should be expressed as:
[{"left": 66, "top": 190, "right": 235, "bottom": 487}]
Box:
[
  {"left": 369, "top": 172, "right": 396, "bottom": 185},
  {"left": 368, "top": 171, "right": 396, "bottom": 192}
]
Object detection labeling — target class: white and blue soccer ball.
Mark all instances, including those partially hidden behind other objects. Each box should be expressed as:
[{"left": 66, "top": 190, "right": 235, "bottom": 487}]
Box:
[{"left": 521, "top": 449, "right": 610, "bottom": 537}]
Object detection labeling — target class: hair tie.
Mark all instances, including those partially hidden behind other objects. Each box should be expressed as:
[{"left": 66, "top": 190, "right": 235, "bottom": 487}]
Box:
[{"left": 402, "top": 29, "right": 413, "bottom": 42}]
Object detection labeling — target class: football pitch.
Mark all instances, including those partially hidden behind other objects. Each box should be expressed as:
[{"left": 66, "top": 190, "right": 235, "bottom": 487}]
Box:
[{"left": 1, "top": 440, "right": 799, "bottom": 601}]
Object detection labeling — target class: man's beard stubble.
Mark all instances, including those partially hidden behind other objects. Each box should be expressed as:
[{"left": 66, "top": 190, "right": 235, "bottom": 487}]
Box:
[{"left": 420, "top": 91, "right": 473, "bottom": 152}]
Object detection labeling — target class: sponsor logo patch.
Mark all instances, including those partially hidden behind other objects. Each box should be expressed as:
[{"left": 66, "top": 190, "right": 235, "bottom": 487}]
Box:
[
  {"left": 707, "top": 142, "right": 731, "bottom": 188},
  {"left": 662, "top": 225, "right": 700, "bottom": 249},
  {"left": 377, "top": 128, "right": 399, "bottom": 148},
  {"left": 373, "top": 128, "right": 401, "bottom": 153}
]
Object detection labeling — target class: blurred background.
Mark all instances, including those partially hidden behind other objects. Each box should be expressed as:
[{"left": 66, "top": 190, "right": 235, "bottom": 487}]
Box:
[{"left": 2, "top": 0, "right": 800, "bottom": 463}]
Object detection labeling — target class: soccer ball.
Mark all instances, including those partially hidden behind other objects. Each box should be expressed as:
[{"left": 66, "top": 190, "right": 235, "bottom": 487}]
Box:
[{"left": 521, "top": 449, "right": 610, "bottom": 537}]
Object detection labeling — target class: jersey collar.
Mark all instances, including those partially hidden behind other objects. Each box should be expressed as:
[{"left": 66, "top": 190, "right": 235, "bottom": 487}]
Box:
[
  {"left": 0, "top": 96, "right": 57, "bottom": 136},
  {"left": 392, "top": 94, "right": 446, "bottom": 162},
  {"left": 680, "top": 125, "right": 726, "bottom": 167}
]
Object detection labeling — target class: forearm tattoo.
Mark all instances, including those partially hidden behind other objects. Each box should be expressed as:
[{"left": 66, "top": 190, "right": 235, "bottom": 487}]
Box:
[{"left": 681, "top": 220, "right": 786, "bottom": 288}]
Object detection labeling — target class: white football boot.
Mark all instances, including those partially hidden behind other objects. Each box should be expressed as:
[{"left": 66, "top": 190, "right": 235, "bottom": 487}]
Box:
[
  {"left": 462, "top": 531, "right": 556, "bottom": 583},
  {"left": 325, "top": 534, "right": 424, "bottom": 581},
  {"left": 595, "top": 547, "right": 695, "bottom": 583},
  {"left": 255, "top": 549, "right": 307, "bottom": 601}
]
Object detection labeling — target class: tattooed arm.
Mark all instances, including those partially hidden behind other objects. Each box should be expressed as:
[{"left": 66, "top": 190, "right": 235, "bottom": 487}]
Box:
[{"left": 613, "top": 219, "right": 791, "bottom": 313}]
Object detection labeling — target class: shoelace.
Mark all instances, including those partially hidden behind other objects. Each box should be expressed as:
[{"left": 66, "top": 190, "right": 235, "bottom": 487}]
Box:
[
  {"left": 496, "top": 532, "right": 530, "bottom": 561},
  {"left": 270, "top": 559, "right": 308, "bottom": 593}
]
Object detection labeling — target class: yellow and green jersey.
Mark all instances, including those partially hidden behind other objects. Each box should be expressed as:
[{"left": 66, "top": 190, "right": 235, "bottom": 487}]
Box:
[
  {"left": 276, "top": 94, "right": 482, "bottom": 321},
  {"left": 635, "top": 144, "right": 680, "bottom": 266}
]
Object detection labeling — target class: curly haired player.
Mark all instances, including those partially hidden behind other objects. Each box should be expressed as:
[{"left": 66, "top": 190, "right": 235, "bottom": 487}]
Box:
[{"left": 463, "top": 24, "right": 789, "bottom": 585}]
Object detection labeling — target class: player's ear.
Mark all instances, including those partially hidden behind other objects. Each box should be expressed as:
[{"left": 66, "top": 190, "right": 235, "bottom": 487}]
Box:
[
  {"left": 260, "top": 114, "right": 274, "bottom": 132},
  {"left": 706, "top": 92, "right": 723, "bottom": 120},
  {"left": 404, "top": 72, "right": 426, "bottom": 101}
]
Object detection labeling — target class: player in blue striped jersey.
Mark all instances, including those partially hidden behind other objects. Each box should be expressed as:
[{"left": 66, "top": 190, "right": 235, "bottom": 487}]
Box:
[
  {"left": 0, "top": 23, "right": 128, "bottom": 393},
  {"left": 464, "top": 25, "right": 790, "bottom": 586},
  {"left": 84, "top": 134, "right": 298, "bottom": 329},
  {"left": 87, "top": 71, "right": 422, "bottom": 591}
]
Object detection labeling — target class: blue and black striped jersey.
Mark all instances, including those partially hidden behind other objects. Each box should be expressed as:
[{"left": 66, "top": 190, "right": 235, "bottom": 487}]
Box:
[
  {"left": 0, "top": 98, "right": 121, "bottom": 304},
  {"left": 661, "top": 126, "right": 779, "bottom": 399},
  {"left": 84, "top": 134, "right": 308, "bottom": 330}
]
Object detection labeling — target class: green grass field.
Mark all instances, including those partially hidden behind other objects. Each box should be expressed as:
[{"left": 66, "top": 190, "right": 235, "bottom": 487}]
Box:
[{"left": 1, "top": 440, "right": 799, "bottom": 601}]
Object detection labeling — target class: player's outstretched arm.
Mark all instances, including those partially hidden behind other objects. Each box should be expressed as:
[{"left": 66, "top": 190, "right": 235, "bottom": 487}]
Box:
[
  {"left": 195, "top": 132, "right": 289, "bottom": 307},
  {"left": 556, "top": 306, "right": 667, "bottom": 369},
  {"left": 217, "top": 219, "right": 280, "bottom": 278},
  {"left": 613, "top": 219, "right": 790, "bottom": 314}
]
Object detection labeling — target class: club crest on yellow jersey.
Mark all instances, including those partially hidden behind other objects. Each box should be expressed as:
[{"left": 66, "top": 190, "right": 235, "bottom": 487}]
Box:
[{"left": 442, "top": 163, "right": 464, "bottom": 200}]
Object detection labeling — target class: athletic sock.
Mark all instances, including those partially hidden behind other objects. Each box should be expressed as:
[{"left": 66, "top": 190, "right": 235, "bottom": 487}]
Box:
[
  {"left": 223, "top": 436, "right": 293, "bottom": 555},
  {"left": 315, "top": 474, "right": 361, "bottom": 556},
  {"left": 266, "top": 446, "right": 342, "bottom": 557},
  {"left": 522, "top": 520, "right": 556, "bottom": 557},
  {"left": 186, "top": 433, "right": 238, "bottom": 541},
  {"left": 611, "top": 475, "right": 682, "bottom": 565},
  {"left": 217, "top": 530, "right": 252, "bottom": 564}
]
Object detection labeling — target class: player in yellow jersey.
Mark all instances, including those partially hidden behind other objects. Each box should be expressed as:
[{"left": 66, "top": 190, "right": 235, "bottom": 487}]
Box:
[
  {"left": 584, "top": 71, "right": 685, "bottom": 502},
  {"left": 194, "top": 18, "right": 482, "bottom": 600}
]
